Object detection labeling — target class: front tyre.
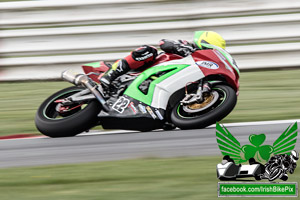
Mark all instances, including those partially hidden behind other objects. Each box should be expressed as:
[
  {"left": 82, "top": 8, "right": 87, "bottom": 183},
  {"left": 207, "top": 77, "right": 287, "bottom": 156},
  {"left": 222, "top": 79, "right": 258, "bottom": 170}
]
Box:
[
  {"left": 35, "top": 86, "right": 101, "bottom": 137},
  {"left": 170, "top": 85, "right": 237, "bottom": 129}
]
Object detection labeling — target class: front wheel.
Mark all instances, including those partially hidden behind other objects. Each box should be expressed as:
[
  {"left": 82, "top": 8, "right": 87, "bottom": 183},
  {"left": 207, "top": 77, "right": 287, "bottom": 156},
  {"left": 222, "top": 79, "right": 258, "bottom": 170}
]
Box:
[
  {"left": 170, "top": 85, "right": 237, "bottom": 129},
  {"left": 35, "top": 86, "right": 101, "bottom": 137}
]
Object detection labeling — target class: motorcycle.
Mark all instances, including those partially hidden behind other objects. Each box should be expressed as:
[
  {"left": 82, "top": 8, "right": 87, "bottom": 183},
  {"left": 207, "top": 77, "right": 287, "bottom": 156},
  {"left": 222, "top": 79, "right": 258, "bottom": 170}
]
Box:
[
  {"left": 35, "top": 48, "right": 240, "bottom": 137},
  {"left": 263, "top": 152, "right": 298, "bottom": 181}
]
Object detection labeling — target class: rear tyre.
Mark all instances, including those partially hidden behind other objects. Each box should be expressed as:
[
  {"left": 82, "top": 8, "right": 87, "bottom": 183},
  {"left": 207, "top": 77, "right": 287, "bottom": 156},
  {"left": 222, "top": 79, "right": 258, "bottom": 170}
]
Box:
[
  {"left": 35, "top": 86, "right": 101, "bottom": 137},
  {"left": 170, "top": 85, "right": 237, "bottom": 129}
]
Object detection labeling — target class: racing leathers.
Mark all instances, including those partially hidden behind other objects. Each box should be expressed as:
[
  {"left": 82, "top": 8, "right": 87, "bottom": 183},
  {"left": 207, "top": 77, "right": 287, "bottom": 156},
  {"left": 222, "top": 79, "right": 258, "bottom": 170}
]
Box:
[{"left": 100, "top": 39, "right": 197, "bottom": 89}]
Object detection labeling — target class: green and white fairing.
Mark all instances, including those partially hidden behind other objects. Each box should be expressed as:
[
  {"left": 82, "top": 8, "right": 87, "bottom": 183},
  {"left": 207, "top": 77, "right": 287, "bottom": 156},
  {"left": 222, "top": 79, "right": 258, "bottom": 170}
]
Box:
[{"left": 124, "top": 56, "right": 205, "bottom": 109}]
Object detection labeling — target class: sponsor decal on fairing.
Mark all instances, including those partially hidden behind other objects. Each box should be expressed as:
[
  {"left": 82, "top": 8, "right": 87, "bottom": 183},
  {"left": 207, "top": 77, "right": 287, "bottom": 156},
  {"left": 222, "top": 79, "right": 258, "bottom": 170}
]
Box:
[
  {"left": 146, "top": 106, "right": 157, "bottom": 119},
  {"left": 128, "top": 102, "right": 138, "bottom": 114},
  {"left": 138, "top": 103, "right": 147, "bottom": 114},
  {"left": 154, "top": 109, "right": 163, "bottom": 120},
  {"left": 196, "top": 61, "right": 219, "bottom": 69}
]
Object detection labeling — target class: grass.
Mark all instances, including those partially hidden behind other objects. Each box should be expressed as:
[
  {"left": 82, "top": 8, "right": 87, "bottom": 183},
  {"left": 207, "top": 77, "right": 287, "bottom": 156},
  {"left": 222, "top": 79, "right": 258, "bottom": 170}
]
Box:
[
  {"left": 225, "top": 68, "right": 300, "bottom": 122},
  {"left": 0, "top": 81, "right": 71, "bottom": 135},
  {"left": 0, "top": 69, "right": 300, "bottom": 136},
  {"left": 0, "top": 156, "right": 299, "bottom": 200}
]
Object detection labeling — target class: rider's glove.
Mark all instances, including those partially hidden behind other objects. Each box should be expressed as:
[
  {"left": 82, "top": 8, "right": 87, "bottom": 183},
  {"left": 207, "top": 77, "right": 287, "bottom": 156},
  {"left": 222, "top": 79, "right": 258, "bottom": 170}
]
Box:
[
  {"left": 173, "top": 43, "right": 192, "bottom": 57},
  {"left": 159, "top": 39, "right": 195, "bottom": 57}
]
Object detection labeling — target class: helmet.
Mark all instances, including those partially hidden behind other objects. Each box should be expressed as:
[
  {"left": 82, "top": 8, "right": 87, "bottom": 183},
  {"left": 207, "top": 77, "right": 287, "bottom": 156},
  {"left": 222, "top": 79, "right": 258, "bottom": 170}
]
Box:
[
  {"left": 290, "top": 150, "right": 299, "bottom": 162},
  {"left": 193, "top": 31, "right": 226, "bottom": 49}
]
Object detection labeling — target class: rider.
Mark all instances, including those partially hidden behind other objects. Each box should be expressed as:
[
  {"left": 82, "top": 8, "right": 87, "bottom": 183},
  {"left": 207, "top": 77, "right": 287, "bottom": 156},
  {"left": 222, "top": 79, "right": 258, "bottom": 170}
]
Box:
[
  {"left": 263, "top": 150, "right": 299, "bottom": 181},
  {"left": 100, "top": 31, "right": 226, "bottom": 89}
]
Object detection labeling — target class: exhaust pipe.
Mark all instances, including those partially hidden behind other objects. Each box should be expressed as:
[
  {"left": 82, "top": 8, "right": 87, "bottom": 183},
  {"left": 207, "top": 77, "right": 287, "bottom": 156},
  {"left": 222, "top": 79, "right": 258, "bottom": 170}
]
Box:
[
  {"left": 62, "top": 70, "right": 86, "bottom": 85},
  {"left": 62, "top": 70, "right": 109, "bottom": 112}
]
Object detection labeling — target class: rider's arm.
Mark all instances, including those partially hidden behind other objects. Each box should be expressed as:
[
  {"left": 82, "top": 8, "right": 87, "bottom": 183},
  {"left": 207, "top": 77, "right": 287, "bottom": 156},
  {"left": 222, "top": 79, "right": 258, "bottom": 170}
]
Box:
[{"left": 159, "top": 39, "right": 196, "bottom": 57}]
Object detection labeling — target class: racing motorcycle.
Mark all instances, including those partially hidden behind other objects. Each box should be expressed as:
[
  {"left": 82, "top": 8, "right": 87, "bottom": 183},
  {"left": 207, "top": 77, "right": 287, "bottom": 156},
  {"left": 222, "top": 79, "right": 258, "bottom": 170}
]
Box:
[
  {"left": 35, "top": 48, "right": 240, "bottom": 137},
  {"left": 262, "top": 151, "right": 299, "bottom": 181}
]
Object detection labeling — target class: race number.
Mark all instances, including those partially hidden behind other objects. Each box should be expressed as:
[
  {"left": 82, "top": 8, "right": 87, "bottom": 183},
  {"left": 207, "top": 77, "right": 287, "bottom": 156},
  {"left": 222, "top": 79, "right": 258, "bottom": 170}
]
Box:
[{"left": 112, "top": 97, "right": 130, "bottom": 113}]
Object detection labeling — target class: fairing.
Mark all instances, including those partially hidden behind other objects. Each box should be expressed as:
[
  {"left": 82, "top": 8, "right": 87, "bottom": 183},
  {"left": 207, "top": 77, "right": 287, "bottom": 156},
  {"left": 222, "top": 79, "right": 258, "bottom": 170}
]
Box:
[
  {"left": 82, "top": 49, "right": 239, "bottom": 124},
  {"left": 192, "top": 50, "right": 239, "bottom": 91},
  {"left": 82, "top": 61, "right": 110, "bottom": 83}
]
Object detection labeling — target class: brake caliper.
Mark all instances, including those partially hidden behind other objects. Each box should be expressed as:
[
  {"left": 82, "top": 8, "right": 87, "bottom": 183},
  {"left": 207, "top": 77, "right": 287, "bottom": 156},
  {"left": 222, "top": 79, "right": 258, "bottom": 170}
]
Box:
[{"left": 180, "top": 82, "right": 211, "bottom": 106}]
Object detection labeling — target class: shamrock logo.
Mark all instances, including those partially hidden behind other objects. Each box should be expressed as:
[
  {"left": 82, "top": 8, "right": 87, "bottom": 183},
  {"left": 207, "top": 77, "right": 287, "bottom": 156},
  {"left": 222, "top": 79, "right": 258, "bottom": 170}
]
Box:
[
  {"left": 242, "top": 134, "right": 273, "bottom": 162},
  {"left": 216, "top": 122, "right": 298, "bottom": 164}
]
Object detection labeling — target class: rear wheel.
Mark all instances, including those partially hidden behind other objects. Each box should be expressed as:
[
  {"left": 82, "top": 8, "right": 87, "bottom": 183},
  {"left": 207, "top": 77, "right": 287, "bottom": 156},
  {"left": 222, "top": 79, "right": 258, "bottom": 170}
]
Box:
[
  {"left": 170, "top": 85, "right": 237, "bottom": 129},
  {"left": 35, "top": 86, "right": 101, "bottom": 137}
]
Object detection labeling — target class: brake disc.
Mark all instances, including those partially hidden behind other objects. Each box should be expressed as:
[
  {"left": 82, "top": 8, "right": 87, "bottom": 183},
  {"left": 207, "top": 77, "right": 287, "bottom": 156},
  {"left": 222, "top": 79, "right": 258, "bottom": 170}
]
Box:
[{"left": 183, "top": 91, "right": 219, "bottom": 113}]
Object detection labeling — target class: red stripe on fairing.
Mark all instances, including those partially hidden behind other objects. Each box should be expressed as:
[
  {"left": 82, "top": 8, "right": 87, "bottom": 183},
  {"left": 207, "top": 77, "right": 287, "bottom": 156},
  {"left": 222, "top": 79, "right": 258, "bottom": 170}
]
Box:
[{"left": 0, "top": 134, "right": 44, "bottom": 140}]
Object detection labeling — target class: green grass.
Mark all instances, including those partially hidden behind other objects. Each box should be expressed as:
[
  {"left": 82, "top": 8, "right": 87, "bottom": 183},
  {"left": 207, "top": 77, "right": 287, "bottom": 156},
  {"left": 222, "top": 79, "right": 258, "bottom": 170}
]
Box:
[
  {"left": 225, "top": 69, "right": 300, "bottom": 122},
  {"left": 0, "top": 81, "right": 71, "bottom": 135},
  {"left": 0, "top": 69, "right": 300, "bottom": 136},
  {"left": 0, "top": 156, "right": 299, "bottom": 200}
]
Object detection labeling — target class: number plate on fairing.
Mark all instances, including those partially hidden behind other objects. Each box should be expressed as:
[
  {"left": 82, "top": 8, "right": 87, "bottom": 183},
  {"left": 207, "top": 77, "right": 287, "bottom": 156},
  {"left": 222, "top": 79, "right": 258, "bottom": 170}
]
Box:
[
  {"left": 112, "top": 97, "right": 130, "bottom": 113},
  {"left": 100, "top": 95, "right": 165, "bottom": 121}
]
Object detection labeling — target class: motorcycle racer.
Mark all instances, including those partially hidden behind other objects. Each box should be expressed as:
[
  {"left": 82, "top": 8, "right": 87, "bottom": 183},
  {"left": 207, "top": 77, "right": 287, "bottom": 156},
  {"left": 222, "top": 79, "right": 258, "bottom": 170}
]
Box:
[
  {"left": 36, "top": 30, "right": 239, "bottom": 137},
  {"left": 100, "top": 31, "right": 226, "bottom": 90},
  {"left": 263, "top": 150, "right": 299, "bottom": 181}
]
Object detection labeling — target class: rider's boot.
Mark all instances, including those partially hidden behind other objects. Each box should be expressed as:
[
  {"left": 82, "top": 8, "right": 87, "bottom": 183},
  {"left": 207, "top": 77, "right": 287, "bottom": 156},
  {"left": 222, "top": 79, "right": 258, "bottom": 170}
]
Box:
[
  {"left": 100, "top": 59, "right": 130, "bottom": 91},
  {"left": 100, "top": 45, "right": 157, "bottom": 91}
]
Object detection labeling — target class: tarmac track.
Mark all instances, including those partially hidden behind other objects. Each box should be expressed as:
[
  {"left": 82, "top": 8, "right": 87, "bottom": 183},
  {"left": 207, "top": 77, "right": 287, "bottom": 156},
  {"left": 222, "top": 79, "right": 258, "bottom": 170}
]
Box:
[{"left": 0, "top": 120, "right": 299, "bottom": 168}]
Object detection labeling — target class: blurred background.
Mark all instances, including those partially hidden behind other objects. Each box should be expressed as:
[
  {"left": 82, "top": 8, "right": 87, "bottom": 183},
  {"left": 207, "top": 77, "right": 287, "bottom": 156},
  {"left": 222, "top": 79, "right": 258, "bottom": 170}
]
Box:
[
  {"left": 0, "top": 0, "right": 300, "bottom": 135},
  {"left": 0, "top": 1, "right": 300, "bottom": 200},
  {"left": 1, "top": 0, "right": 300, "bottom": 135},
  {"left": 1, "top": 0, "right": 300, "bottom": 80}
]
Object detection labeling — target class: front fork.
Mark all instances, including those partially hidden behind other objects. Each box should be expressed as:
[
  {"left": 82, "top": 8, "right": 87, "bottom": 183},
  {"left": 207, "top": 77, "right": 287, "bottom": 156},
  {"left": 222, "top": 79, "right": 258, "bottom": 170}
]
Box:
[{"left": 180, "top": 80, "right": 212, "bottom": 106}]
